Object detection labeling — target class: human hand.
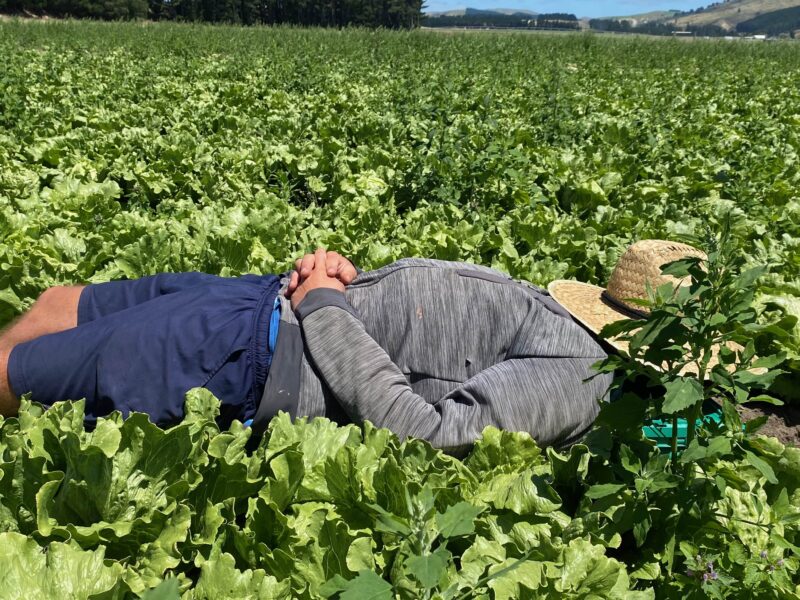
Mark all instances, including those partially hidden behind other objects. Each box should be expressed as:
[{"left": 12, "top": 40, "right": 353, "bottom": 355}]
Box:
[
  {"left": 286, "top": 248, "right": 357, "bottom": 297},
  {"left": 289, "top": 248, "right": 347, "bottom": 311}
]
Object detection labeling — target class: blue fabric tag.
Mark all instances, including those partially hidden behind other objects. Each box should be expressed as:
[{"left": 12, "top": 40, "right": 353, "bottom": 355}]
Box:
[{"left": 269, "top": 296, "right": 281, "bottom": 354}]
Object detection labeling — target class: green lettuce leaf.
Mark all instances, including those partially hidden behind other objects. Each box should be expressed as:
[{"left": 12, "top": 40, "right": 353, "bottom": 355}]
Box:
[{"left": 0, "top": 532, "right": 127, "bottom": 598}]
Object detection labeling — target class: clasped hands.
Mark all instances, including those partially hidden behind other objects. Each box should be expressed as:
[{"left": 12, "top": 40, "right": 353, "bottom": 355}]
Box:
[{"left": 285, "top": 248, "right": 358, "bottom": 311}]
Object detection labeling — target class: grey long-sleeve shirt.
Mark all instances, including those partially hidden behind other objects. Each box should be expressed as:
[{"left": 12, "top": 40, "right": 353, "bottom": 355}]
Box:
[{"left": 256, "top": 258, "right": 611, "bottom": 455}]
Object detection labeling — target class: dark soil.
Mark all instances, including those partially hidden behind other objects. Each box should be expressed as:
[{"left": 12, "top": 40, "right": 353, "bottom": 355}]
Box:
[{"left": 738, "top": 403, "right": 800, "bottom": 447}]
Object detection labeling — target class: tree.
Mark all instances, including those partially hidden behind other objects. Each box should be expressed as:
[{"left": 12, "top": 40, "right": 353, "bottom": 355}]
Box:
[{"left": 3, "top": 0, "right": 425, "bottom": 26}]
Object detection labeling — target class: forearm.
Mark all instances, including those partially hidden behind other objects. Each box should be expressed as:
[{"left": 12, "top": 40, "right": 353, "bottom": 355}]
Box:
[{"left": 296, "top": 290, "right": 475, "bottom": 448}]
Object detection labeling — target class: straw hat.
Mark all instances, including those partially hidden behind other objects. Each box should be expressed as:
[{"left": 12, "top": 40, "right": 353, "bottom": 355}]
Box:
[{"left": 548, "top": 240, "right": 730, "bottom": 376}]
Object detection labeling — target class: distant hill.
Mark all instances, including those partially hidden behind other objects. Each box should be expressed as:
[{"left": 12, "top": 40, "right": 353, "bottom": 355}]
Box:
[
  {"left": 491, "top": 8, "right": 538, "bottom": 15},
  {"left": 424, "top": 7, "right": 537, "bottom": 18},
  {"left": 736, "top": 4, "right": 800, "bottom": 32},
  {"left": 601, "top": 0, "right": 800, "bottom": 31},
  {"left": 425, "top": 0, "right": 800, "bottom": 35},
  {"left": 604, "top": 10, "right": 680, "bottom": 24},
  {"left": 592, "top": 0, "right": 800, "bottom": 35},
  {"left": 669, "top": 0, "right": 800, "bottom": 30}
]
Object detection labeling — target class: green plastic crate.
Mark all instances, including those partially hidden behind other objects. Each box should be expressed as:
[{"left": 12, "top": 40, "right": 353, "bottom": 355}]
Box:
[{"left": 642, "top": 401, "right": 723, "bottom": 452}]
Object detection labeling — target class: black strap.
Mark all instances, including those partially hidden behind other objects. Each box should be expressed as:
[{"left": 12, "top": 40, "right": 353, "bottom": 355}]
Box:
[{"left": 249, "top": 321, "right": 303, "bottom": 441}]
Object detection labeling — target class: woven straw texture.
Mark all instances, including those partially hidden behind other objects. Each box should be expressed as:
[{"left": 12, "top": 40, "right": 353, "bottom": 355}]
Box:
[
  {"left": 605, "top": 240, "right": 706, "bottom": 314},
  {"left": 548, "top": 240, "right": 736, "bottom": 377},
  {"left": 547, "top": 281, "right": 630, "bottom": 349}
]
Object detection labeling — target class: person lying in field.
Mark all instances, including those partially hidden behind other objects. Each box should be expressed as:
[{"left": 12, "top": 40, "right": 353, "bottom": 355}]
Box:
[{"left": 0, "top": 242, "right": 686, "bottom": 455}]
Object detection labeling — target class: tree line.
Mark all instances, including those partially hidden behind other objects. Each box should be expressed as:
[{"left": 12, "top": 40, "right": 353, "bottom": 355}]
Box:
[
  {"left": 0, "top": 0, "right": 424, "bottom": 27},
  {"left": 588, "top": 18, "right": 727, "bottom": 37},
  {"left": 423, "top": 11, "right": 579, "bottom": 30}
]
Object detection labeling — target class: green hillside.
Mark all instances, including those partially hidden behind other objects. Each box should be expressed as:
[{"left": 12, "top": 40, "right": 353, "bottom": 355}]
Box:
[
  {"left": 605, "top": 9, "right": 680, "bottom": 23},
  {"left": 736, "top": 4, "right": 800, "bottom": 33},
  {"left": 670, "top": 0, "right": 800, "bottom": 30},
  {"left": 596, "top": 0, "right": 800, "bottom": 35}
]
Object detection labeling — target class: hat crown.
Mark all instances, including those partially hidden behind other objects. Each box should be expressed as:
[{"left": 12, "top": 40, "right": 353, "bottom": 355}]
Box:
[{"left": 605, "top": 240, "right": 705, "bottom": 314}]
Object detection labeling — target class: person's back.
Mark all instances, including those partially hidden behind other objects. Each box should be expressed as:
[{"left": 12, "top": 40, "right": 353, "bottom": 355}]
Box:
[{"left": 261, "top": 258, "right": 611, "bottom": 455}]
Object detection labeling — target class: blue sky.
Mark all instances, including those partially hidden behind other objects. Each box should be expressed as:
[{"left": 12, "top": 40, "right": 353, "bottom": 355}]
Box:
[{"left": 424, "top": 0, "right": 706, "bottom": 18}]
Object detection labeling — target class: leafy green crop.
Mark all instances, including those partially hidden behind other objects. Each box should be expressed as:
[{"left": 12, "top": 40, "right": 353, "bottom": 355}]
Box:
[
  {"left": 1, "top": 21, "right": 799, "bottom": 337},
  {"left": 0, "top": 390, "right": 797, "bottom": 598},
  {"left": 1, "top": 19, "right": 800, "bottom": 598},
  {"left": 2, "top": 233, "right": 799, "bottom": 596}
]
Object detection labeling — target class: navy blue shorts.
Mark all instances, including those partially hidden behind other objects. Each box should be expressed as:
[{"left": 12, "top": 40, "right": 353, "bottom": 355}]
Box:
[{"left": 7, "top": 272, "right": 281, "bottom": 428}]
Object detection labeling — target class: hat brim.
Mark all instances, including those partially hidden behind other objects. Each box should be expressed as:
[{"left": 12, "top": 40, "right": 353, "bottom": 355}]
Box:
[
  {"left": 547, "top": 279, "right": 745, "bottom": 378},
  {"left": 547, "top": 280, "right": 633, "bottom": 356}
]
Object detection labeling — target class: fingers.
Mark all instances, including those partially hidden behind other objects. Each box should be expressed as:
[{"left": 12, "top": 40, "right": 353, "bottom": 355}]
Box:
[
  {"left": 287, "top": 270, "right": 299, "bottom": 295},
  {"left": 299, "top": 253, "right": 316, "bottom": 279},
  {"left": 340, "top": 260, "right": 358, "bottom": 284},
  {"left": 314, "top": 247, "right": 327, "bottom": 273},
  {"left": 322, "top": 250, "right": 357, "bottom": 283},
  {"left": 326, "top": 251, "right": 340, "bottom": 277},
  {"left": 290, "top": 248, "right": 356, "bottom": 294},
  {"left": 289, "top": 251, "right": 322, "bottom": 294}
]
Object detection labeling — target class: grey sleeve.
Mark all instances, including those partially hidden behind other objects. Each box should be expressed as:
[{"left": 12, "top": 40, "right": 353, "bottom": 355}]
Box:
[{"left": 297, "top": 290, "right": 610, "bottom": 455}]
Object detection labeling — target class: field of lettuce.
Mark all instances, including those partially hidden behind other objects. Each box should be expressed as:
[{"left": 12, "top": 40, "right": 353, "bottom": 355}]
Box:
[{"left": 1, "top": 20, "right": 800, "bottom": 598}]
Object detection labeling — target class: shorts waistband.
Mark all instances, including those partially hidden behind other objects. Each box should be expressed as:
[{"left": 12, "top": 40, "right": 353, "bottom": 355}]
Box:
[{"left": 246, "top": 275, "right": 281, "bottom": 420}]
